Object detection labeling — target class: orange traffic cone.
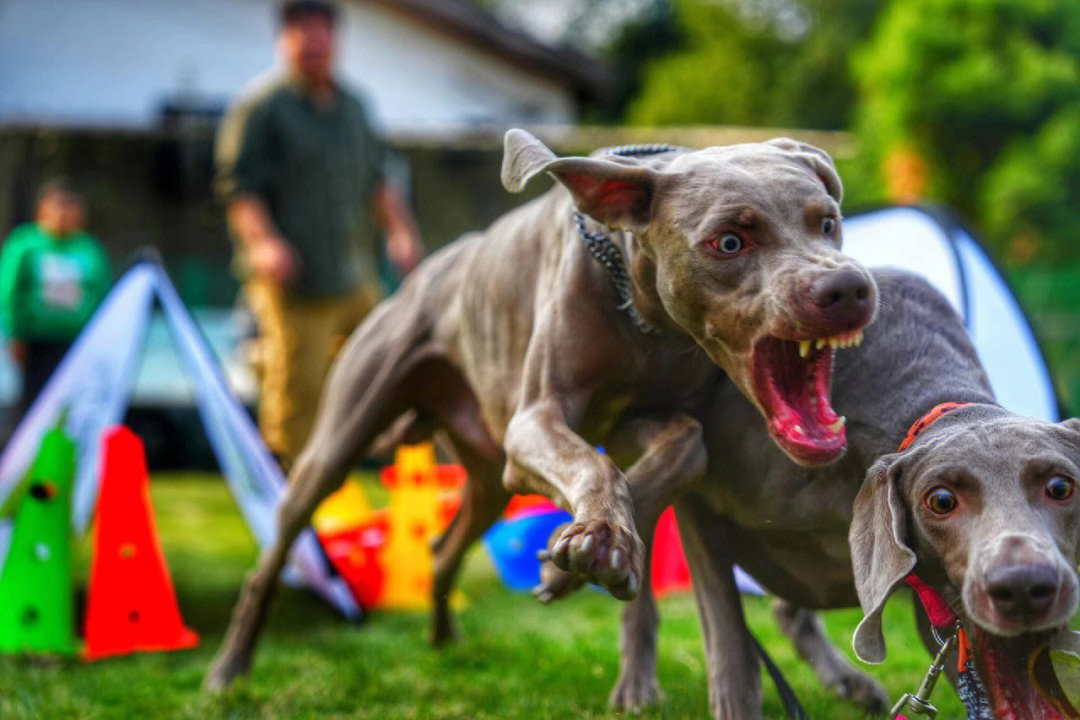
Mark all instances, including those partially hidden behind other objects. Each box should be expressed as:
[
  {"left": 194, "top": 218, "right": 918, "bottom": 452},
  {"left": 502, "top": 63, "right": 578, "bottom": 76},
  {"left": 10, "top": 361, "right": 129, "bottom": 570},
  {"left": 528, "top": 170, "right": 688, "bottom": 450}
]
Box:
[{"left": 83, "top": 426, "right": 198, "bottom": 660}]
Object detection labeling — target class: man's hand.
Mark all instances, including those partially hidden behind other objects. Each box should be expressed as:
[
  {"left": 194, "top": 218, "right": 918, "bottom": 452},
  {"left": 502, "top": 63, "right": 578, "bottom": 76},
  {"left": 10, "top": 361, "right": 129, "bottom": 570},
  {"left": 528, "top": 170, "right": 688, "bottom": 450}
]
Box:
[
  {"left": 374, "top": 183, "right": 423, "bottom": 275},
  {"left": 227, "top": 195, "right": 301, "bottom": 287},
  {"left": 248, "top": 235, "right": 301, "bottom": 286},
  {"left": 386, "top": 228, "right": 421, "bottom": 275}
]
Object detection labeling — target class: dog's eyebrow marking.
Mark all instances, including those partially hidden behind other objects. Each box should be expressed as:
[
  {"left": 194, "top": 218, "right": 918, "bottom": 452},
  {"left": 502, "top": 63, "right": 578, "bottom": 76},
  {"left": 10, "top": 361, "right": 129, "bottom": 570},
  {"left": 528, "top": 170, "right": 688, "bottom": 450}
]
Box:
[
  {"left": 733, "top": 207, "right": 758, "bottom": 227},
  {"left": 804, "top": 200, "right": 835, "bottom": 221}
]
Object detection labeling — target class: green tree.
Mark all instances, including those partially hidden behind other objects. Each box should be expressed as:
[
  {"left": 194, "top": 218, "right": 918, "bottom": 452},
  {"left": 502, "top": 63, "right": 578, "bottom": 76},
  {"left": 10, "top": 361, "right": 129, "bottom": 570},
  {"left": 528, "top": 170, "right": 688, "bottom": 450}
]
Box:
[
  {"left": 625, "top": 0, "right": 887, "bottom": 130},
  {"left": 851, "top": 0, "right": 1080, "bottom": 259}
]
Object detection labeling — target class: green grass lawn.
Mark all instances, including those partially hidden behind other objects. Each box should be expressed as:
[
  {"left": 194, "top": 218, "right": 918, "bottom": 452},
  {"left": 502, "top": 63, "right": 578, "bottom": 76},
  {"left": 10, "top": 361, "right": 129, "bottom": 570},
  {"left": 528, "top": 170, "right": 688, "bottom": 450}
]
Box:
[{"left": 0, "top": 473, "right": 964, "bottom": 719}]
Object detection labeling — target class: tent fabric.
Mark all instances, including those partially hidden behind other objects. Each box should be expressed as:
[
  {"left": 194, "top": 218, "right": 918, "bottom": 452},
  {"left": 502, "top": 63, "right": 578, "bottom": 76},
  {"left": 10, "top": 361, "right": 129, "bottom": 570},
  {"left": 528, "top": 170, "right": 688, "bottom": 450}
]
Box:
[
  {"left": 842, "top": 206, "right": 1058, "bottom": 422},
  {"left": 0, "top": 262, "right": 360, "bottom": 620}
]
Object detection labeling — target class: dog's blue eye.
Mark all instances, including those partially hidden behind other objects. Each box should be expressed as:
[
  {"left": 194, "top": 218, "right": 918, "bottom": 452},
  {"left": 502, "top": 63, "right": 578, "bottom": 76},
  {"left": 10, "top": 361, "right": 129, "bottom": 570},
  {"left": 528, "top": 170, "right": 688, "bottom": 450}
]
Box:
[
  {"left": 717, "top": 234, "right": 742, "bottom": 254},
  {"left": 822, "top": 217, "right": 836, "bottom": 235},
  {"left": 1046, "top": 476, "right": 1075, "bottom": 501},
  {"left": 925, "top": 487, "right": 958, "bottom": 515}
]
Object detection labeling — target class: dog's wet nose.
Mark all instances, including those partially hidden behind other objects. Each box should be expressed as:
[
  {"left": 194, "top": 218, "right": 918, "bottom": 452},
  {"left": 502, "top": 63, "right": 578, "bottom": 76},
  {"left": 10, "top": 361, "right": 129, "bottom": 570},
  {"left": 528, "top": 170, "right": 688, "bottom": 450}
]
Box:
[
  {"left": 811, "top": 269, "right": 874, "bottom": 326},
  {"left": 985, "top": 563, "right": 1059, "bottom": 622}
]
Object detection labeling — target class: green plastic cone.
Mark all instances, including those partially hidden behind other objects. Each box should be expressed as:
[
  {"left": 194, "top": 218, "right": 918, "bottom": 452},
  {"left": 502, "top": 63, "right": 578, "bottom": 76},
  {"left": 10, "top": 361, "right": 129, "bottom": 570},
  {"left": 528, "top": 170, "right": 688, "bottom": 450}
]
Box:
[{"left": 0, "top": 427, "right": 78, "bottom": 655}]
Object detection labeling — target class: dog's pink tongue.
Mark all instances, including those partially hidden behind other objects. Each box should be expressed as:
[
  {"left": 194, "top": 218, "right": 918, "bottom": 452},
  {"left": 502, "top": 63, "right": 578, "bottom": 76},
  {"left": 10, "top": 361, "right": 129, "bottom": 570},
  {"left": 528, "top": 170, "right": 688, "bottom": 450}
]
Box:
[{"left": 980, "top": 631, "right": 1069, "bottom": 720}]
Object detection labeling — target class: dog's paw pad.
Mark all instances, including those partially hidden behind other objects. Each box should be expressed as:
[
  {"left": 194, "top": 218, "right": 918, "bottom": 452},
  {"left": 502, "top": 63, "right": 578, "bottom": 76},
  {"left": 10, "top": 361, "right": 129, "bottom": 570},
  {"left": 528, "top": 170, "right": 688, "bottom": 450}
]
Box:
[
  {"left": 532, "top": 552, "right": 586, "bottom": 603},
  {"left": 828, "top": 672, "right": 889, "bottom": 713},
  {"left": 549, "top": 519, "right": 643, "bottom": 600}
]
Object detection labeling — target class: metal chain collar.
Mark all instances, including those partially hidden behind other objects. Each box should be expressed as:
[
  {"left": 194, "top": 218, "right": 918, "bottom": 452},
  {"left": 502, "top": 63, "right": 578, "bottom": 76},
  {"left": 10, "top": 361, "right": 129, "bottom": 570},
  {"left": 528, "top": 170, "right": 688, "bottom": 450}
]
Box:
[{"left": 573, "top": 143, "right": 684, "bottom": 336}]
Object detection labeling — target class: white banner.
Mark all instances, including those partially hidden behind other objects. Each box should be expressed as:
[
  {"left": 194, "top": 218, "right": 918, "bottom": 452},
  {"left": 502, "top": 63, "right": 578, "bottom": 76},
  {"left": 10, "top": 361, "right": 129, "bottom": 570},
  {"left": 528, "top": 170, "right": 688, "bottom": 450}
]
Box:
[{"left": 0, "top": 261, "right": 360, "bottom": 620}]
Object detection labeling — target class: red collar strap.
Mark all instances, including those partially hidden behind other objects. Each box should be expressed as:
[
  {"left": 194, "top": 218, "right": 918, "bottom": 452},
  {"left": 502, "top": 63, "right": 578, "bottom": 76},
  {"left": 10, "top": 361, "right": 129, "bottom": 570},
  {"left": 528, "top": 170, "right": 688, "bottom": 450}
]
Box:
[
  {"left": 898, "top": 401, "right": 972, "bottom": 452},
  {"left": 905, "top": 574, "right": 958, "bottom": 628},
  {"left": 899, "top": 403, "right": 979, "bottom": 692}
]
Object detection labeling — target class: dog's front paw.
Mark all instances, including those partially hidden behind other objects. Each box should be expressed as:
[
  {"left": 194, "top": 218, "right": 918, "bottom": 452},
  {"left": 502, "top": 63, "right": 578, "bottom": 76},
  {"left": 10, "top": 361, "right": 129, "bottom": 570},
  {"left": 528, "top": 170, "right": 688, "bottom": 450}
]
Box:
[
  {"left": 827, "top": 670, "right": 889, "bottom": 714},
  {"left": 533, "top": 534, "right": 586, "bottom": 604},
  {"left": 609, "top": 670, "right": 664, "bottom": 712},
  {"left": 548, "top": 518, "right": 643, "bottom": 600}
]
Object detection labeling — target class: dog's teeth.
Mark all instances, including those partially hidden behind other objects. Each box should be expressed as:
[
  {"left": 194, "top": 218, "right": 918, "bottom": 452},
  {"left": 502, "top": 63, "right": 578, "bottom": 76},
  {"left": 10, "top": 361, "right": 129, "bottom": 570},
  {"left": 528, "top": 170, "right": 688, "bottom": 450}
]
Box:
[
  {"left": 854, "top": 331, "right": 864, "bottom": 346},
  {"left": 799, "top": 340, "right": 811, "bottom": 358},
  {"left": 815, "top": 338, "right": 826, "bottom": 350},
  {"left": 828, "top": 337, "right": 839, "bottom": 349},
  {"left": 793, "top": 424, "right": 804, "bottom": 436},
  {"left": 828, "top": 416, "right": 846, "bottom": 433}
]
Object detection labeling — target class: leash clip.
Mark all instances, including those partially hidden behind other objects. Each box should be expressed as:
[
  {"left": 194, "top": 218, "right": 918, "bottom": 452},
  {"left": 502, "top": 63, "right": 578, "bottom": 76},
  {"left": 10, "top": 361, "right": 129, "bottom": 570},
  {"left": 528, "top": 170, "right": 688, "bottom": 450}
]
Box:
[{"left": 889, "top": 627, "right": 958, "bottom": 719}]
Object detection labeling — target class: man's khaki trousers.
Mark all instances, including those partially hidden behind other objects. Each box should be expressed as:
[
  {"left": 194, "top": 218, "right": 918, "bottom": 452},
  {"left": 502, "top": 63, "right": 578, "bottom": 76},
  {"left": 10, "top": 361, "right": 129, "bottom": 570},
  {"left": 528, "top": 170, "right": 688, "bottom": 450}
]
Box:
[{"left": 245, "top": 279, "right": 379, "bottom": 465}]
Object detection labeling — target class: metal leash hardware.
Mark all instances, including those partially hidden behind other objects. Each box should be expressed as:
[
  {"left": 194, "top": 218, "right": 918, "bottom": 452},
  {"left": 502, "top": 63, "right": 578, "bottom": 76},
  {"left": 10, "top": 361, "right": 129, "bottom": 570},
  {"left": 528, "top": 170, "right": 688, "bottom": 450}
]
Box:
[
  {"left": 889, "top": 627, "right": 958, "bottom": 719},
  {"left": 571, "top": 143, "right": 684, "bottom": 336}
]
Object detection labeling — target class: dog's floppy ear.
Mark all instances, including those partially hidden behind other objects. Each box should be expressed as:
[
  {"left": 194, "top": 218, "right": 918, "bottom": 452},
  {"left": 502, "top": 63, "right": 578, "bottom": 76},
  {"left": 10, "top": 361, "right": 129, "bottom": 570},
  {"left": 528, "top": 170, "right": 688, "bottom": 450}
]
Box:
[
  {"left": 501, "top": 129, "right": 659, "bottom": 230},
  {"left": 766, "top": 138, "right": 843, "bottom": 204},
  {"left": 849, "top": 452, "right": 916, "bottom": 664}
]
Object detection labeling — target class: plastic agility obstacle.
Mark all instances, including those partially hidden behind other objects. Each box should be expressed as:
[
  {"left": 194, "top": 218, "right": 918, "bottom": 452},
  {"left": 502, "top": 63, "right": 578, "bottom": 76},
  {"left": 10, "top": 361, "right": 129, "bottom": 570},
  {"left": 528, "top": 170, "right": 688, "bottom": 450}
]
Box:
[
  {"left": 315, "top": 443, "right": 465, "bottom": 610},
  {"left": 0, "top": 427, "right": 79, "bottom": 655},
  {"left": 83, "top": 426, "right": 198, "bottom": 659}
]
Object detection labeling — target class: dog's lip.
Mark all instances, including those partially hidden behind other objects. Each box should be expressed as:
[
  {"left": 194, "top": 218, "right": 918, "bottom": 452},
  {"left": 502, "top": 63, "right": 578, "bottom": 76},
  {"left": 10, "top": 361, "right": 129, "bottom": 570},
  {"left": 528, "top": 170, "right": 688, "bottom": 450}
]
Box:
[{"left": 749, "top": 335, "right": 847, "bottom": 466}]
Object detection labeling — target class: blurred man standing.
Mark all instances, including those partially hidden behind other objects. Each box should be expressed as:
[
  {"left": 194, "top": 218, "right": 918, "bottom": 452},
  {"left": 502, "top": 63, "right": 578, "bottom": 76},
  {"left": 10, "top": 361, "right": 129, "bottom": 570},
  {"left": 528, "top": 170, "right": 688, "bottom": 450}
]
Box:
[
  {"left": 216, "top": 0, "right": 423, "bottom": 467},
  {"left": 0, "top": 180, "right": 111, "bottom": 422}
]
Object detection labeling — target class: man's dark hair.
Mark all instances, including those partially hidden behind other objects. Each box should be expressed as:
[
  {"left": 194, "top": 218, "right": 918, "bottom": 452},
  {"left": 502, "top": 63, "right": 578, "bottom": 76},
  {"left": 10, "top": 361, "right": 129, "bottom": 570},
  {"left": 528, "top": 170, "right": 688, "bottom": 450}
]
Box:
[
  {"left": 35, "top": 177, "right": 79, "bottom": 207},
  {"left": 279, "top": 0, "right": 338, "bottom": 27}
]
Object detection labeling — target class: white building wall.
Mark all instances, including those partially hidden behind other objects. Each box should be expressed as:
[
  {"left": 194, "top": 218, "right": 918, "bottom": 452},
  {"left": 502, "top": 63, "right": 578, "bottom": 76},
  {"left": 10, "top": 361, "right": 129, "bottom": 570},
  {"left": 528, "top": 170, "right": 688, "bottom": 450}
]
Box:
[{"left": 0, "top": 0, "right": 577, "bottom": 129}]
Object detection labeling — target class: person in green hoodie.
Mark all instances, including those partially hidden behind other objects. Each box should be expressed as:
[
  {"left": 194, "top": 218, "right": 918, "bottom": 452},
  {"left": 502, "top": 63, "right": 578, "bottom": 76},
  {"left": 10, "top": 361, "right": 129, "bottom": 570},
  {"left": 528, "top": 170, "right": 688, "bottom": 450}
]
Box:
[{"left": 0, "top": 179, "right": 111, "bottom": 421}]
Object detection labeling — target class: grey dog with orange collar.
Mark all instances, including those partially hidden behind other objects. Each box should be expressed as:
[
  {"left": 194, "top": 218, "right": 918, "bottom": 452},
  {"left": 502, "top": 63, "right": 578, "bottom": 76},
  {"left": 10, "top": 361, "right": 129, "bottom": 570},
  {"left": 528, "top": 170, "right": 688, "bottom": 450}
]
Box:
[{"left": 539, "top": 268, "right": 1080, "bottom": 720}]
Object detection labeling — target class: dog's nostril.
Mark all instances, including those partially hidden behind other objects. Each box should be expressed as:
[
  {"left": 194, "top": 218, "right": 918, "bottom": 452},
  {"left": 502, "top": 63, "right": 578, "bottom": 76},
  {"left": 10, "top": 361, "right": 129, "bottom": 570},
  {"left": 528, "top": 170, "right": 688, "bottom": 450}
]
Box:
[
  {"left": 986, "top": 564, "right": 1058, "bottom": 619},
  {"left": 1030, "top": 582, "right": 1056, "bottom": 600},
  {"left": 811, "top": 269, "right": 872, "bottom": 313},
  {"left": 988, "top": 584, "right": 1016, "bottom": 603}
]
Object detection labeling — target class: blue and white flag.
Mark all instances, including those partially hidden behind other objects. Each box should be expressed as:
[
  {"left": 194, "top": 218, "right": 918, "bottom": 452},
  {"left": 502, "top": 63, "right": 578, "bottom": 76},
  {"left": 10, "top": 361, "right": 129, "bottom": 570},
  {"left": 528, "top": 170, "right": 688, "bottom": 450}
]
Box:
[{"left": 0, "top": 261, "right": 360, "bottom": 620}]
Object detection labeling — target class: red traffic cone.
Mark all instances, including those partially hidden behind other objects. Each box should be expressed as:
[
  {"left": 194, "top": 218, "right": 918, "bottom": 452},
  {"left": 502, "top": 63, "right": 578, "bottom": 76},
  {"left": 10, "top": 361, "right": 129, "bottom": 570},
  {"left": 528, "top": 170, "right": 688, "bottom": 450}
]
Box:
[
  {"left": 83, "top": 426, "right": 198, "bottom": 660},
  {"left": 650, "top": 507, "right": 692, "bottom": 598}
]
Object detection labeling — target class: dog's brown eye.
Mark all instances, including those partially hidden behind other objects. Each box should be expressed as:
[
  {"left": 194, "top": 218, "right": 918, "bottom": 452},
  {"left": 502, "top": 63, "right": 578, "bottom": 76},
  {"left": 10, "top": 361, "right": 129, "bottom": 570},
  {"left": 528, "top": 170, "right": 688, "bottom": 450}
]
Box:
[
  {"left": 925, "top": 487, "right": 958, "bottom": 515},
  {"left": 1046, "top": 476, "right": 1075, "bottom": 501},
  {"left": 822, "top": 217, "right": 836, "bottom": 235}
]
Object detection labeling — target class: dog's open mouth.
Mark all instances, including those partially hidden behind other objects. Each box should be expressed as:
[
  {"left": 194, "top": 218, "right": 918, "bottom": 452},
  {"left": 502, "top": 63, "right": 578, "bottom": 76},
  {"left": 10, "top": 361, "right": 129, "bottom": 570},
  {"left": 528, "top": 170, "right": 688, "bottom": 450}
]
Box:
[
  {"left": 973, "top": 627, "right": 1080, "bottom": 719},
  {"left": 750, "top": 330, "right": 862, "bottom": 465}
]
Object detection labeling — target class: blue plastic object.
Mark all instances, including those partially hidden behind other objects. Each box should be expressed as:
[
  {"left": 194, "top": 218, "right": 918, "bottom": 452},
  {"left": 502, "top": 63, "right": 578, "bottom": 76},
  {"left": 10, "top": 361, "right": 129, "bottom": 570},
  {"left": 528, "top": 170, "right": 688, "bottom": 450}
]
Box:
[{"left": 484, "top": 509, "right": 572, "bottom": 591}]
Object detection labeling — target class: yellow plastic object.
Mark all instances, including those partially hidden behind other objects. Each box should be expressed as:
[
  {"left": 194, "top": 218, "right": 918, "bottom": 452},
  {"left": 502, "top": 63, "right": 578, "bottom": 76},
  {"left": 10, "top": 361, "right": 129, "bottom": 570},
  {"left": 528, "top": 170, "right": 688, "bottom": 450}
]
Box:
[
  {"left": 312, "top": 477, "right": 373, "bottom": 535},
  {"left": 376, "top": 443, "right": 441, "bottom": 610}
]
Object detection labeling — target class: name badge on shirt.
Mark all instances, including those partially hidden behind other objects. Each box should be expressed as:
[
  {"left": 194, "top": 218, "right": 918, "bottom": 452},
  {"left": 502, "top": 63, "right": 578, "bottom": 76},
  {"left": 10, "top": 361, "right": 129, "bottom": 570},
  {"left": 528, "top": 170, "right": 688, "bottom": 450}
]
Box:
[{"left": 39, "top": 252, "right": 84, "bottom": 310}]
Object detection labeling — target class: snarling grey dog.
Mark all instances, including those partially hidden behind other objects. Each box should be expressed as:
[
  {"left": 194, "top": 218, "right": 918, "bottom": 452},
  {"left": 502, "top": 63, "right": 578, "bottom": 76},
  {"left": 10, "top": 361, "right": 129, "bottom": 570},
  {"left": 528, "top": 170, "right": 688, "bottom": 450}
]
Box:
[
  {"left": 204, "top": 130, "right": 877, "bottom": 690},
  {"left": 541, "top": 268, "right": 1080, "bottom": 719}
]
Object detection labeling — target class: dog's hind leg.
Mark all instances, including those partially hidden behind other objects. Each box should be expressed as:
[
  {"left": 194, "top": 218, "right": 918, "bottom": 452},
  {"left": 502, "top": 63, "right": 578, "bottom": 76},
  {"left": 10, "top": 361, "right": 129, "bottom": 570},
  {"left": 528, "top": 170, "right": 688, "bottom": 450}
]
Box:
[
  {"left": 383, "top": 356, "right": 509, "bottom": 647},
  {"left": 773, "top": 600, "right": 888, "bottom": 713},
  {"left": 607, "top": 414, "right": 706, "bottom": 712},
  {"left": 531, "top": 413, "right": 705, "bottom": 711},
  {"left": 675, "top": 498, "right": 761, "bottom": 720},
  {"left": 430, "top": 443, "right": 508, "bottom": 645},
  {"left": 204, "top": 299, "right": 432, "bottom": 691}
]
